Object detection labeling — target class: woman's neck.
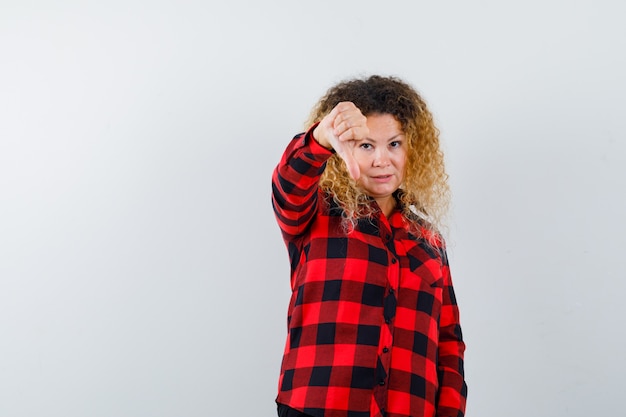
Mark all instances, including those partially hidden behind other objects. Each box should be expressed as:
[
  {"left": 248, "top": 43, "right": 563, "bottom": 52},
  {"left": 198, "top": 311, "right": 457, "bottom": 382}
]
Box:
[{"left": 375, "top": 196, "right": 396, "bottom": 218}]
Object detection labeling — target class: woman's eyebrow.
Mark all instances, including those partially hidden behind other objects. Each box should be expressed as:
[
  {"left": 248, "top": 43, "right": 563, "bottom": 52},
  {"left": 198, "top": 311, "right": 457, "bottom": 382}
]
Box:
[{"left": 363, "top": 133, "right": 404, "bottom": 142}]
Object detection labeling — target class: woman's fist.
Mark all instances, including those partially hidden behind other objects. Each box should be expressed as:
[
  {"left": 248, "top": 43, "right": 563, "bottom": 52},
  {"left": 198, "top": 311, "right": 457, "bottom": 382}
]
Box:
[{"left": 313, "top": 102, "right": 369, "bottom": 180}]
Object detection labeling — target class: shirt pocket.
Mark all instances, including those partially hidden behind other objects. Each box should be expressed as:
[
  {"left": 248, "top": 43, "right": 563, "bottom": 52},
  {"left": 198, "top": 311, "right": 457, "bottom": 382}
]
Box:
[{"left": 401, "top": 238, "right": 444, "bottom": 287}]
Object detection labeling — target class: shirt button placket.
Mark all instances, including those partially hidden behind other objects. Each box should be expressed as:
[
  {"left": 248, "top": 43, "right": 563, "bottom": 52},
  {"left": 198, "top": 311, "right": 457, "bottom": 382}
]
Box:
[{"left": 378, "top": 222, "right": 397, "bottom": 416}]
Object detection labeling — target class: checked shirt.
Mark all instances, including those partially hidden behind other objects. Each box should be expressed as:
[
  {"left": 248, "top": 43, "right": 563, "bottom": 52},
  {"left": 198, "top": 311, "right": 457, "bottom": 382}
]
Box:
[{"left": 272, "top": 128, "right": 467, "bottom": 417}]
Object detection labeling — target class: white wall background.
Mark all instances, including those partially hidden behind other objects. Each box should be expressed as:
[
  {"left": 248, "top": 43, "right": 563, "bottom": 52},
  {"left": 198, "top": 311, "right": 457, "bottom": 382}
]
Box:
[{"left": 1, "top": 1, "right": 625, "bottom": 416}]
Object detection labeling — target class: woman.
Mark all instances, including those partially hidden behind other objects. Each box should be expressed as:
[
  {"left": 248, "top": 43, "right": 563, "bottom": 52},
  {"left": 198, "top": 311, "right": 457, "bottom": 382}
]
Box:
[{"left": 272, "top": 75, "right": 467, "bottom": 417}]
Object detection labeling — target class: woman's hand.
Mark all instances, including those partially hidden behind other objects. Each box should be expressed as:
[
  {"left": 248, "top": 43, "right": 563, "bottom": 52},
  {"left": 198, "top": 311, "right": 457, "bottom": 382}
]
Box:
[{"left": 313, "top": 101, "right": 369, "bottom": 180}]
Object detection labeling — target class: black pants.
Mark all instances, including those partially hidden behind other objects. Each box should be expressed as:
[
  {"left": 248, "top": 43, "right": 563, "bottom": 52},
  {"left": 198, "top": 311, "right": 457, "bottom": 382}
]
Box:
[{"left": 277, "top": 403, "right": 315, "bottom": 417}]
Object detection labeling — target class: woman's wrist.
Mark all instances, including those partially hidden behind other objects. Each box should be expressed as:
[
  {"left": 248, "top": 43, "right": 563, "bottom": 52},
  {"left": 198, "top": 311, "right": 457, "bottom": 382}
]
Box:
[{"left": 312, "top": 124, "right": 333, "bottom": 150}]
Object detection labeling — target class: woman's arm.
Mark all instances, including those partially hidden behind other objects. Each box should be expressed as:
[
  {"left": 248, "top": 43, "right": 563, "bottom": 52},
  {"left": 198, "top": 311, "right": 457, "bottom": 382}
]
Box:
[
  {"left": 436, "top": 253, "right": 468, "bottom": 417},
  {"left": 271, "top": 125, "right": 332, "bottom": 241},
  {"left": 272, "top": 102, "right": 369, "bottom": 242}
]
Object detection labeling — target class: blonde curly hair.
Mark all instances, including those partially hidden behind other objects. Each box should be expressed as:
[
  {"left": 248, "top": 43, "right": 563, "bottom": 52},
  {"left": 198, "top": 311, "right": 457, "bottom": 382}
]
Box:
[{"left": 306, "top": 75, "right": 450, "bottom": 241}]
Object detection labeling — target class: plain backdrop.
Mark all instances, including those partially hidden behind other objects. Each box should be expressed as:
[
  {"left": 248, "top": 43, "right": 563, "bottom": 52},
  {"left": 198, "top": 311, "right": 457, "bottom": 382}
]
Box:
[{"left": 1, "top": 1, "right": 625, "bottom": 416}]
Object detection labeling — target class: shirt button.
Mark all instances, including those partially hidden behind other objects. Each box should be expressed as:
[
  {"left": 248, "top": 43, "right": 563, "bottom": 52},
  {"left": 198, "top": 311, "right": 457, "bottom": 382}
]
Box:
[
  {"left": 385, "top": 318, "right": 390, "bottom": 324},
  {"left": 383, "top": 347, "right": 389, "bottom": 353},
  {"left": 379, "top": 379, "right": 385, "bottom": 386},
  {"left": 391, "top": 258, "right": 397, "bottom": 264},
  {"left": 389, "top": 289, "right": 394, "bottom": 295}
]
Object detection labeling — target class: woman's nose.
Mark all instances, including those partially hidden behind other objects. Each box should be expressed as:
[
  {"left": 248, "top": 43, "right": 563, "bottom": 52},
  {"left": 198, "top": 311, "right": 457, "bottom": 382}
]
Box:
[{"left": 373, "top": 149, "right": 390, "bottom": 167}]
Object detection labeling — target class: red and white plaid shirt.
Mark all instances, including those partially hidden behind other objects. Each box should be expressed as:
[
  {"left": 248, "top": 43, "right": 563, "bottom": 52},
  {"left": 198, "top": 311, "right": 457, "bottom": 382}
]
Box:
[{"left": 272, "top": 128, "right": 467, "bottom": 417}]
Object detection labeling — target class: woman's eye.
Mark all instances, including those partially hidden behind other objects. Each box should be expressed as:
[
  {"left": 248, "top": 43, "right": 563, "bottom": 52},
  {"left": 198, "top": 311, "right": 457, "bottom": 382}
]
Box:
[
  {"left": 360, "top": 143, "right": 372, "bottom": 150},
  {"left": 390, "top": 141, "right": 401, "bottom": 148}
]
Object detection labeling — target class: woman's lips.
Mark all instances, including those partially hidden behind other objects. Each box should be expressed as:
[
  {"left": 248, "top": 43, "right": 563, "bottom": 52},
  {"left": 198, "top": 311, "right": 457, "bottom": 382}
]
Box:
[{"left": 371, "top": 175, "right": 392, "bottom": 183}]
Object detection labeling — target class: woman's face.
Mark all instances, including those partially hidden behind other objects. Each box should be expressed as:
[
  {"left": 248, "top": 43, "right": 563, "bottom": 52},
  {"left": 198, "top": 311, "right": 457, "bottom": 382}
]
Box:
[{"left": 353, "top": 113, "right": 407, "bottom": 209}]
